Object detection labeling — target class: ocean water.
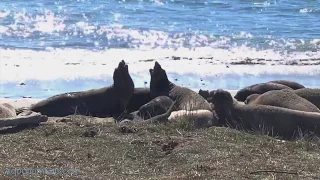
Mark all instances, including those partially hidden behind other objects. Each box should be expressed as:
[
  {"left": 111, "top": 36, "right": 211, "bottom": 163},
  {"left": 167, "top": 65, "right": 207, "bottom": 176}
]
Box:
[{"left": 0, "top": 0, "right": 319, "bottom": 98}]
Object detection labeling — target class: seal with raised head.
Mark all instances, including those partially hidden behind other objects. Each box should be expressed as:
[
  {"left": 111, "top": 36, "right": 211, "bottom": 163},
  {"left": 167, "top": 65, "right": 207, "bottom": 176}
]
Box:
[
  {"left": 234, "top": 82, "right": 293, "bottom": 102},
  {"left": 125, "top": 88, "right": 153, "bottom": 113},
  {"left": 293, "top": 88, "right": 320, "bottom": 109},
  {"left": 0, "top": 103, "right": 16, "bottom": 118},
  {"left": 212, "top": 89, "right": 320, "bottom": 139},
  {"left": 244, "top": 89, "right": 320, "bottom": 113},
  {"left": 268, "top": 80, "right": 305, "bottom": 90},
  {"left": 149, "top": 61, "right": 212, "bottom": 112},
  {"left": 30, "top": 60, "right": 134, "bottom": 118}
]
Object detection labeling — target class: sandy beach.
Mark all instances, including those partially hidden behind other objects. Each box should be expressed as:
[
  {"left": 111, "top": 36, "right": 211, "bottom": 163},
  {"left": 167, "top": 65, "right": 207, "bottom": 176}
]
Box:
[{"left": 0, "top": 98, "right": 43, "bottom": 109}]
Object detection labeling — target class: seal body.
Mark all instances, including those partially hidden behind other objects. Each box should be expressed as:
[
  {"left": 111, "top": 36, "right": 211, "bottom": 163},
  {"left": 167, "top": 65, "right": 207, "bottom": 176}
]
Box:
[
  {"left": 234, "top": 82, "right": 293, "bottom": 102},
  {"left": 268, "top": 80, "right": 305, "bottom": 90},
  {"left": 126, "top": 88, "right": 153, "bottom": 113},
  {"left": 293, "top": 88, "right": 320, "bottom": 109},
  {"left": 120, "top": 100, "right": 178, "bottom": 125},
  {"left": 169, "top": 109, "right": 217, "bottom": 128},
  {"left": 31, "top": 60, "right": 134, "bottom": 118},
  {"left": 245, "top": 89, "right": 320, "bottom": 113},
  {"left": 0, "top": 103, "right": 16, "bottom": 118},
  {"left": 138, "top": 96, "right": 174, "bottom": 119},
  {"left": 149, "top": 61, "right": 212, "bottom": 112},
  {"left": 212, "top": 89, "right": 320, "bottom": 139},
  {"left": 244, "top": 94, "right": 260, "bottom": 104}
]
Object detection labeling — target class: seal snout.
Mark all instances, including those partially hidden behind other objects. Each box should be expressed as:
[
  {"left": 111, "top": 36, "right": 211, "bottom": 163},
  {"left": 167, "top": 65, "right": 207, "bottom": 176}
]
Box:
[
  {"left": 118, "top": 60, "right": 127, "bottom": 68},
  {"left": 154, "top": 61, "right": 162, "bottom": 69}
]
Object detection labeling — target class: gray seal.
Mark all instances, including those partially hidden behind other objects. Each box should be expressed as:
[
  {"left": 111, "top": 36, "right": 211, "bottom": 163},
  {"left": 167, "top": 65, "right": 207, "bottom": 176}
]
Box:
[
  {"left": 234, "top": 82, "right": 293, "bottom": 102},
  {"left": 293, "top": 88, "right": 320, "bottom": 109},
  {"left": 137, "top": 96, "right": 174, "bottom": 119},
  {"left": 268, "top": 80, "right": 305, "bottom": 90},
  {"left": 0, "top": 103, "right": 16, "bottom": 118}
]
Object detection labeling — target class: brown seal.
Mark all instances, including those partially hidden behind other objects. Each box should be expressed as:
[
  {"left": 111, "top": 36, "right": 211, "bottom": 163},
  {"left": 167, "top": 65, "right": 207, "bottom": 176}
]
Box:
[
  {"left": 293, "top": 88, "right": 320, "bottom": 109},
  {"left": 30, "top": 60, "right": 134, "bottom": 118},
  {"left": 244, "top": 94, "right": 260, "bottom": 104},
  {"left": 149, "top": 61, "right": 212, "bottom": 111},
  {"left": 244, "top": 89, "right": 320, "bottom": 112},
  {"left": 212, "top": 89, "right": 320, "bottom": 139}
]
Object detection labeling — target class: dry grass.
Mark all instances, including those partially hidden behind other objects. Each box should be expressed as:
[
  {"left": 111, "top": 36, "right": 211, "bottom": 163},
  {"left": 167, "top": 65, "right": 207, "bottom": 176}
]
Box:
[{"left": 0, "top": 115, "right": 320, "bottom": 179}]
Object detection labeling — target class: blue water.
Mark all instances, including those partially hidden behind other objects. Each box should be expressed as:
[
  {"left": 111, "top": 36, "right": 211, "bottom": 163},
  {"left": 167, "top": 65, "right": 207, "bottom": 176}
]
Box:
[
  {"left": 1, "top": 0, "right": 319, "bottom": 51},
  {"left": 0, "top": 0, "right": 320, "bottom": 98}
]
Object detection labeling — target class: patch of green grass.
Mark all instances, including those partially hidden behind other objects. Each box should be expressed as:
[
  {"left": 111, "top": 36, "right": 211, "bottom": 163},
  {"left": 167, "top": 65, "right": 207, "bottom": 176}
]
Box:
[{"left": 0, "top": 115, "right": 319, "bottom": 179}]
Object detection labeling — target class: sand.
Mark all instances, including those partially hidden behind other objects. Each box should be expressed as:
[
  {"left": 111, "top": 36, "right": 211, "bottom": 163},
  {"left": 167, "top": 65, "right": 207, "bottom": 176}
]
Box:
[{"left": 0, "top": 98, "right": 43, "bottom": 109}]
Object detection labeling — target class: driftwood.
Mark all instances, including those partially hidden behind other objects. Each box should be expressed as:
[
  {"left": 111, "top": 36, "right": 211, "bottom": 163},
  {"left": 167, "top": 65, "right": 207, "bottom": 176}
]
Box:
[{"left": 0, "top": 111, "right": 48, "bottom": 127}]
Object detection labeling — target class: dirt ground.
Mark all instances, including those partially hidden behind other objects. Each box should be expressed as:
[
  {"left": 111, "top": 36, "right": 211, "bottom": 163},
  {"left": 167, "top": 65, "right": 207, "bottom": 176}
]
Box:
[{"left": 0, "top": 115, "right": 319, "bottom": 180}]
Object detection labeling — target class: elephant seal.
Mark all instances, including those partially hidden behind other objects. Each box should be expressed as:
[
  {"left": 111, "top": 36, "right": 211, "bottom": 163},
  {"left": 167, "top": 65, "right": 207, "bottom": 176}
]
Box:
[
  {"left": 198, "top": 89, "right": 217, "bottom": 102},
  {"left": 169, "top": 109, "right": 217, "bottom": 128},
  {"left": 0, "top": 103, "right": 16, "bottom": 118},
  {"left": 120, "top": 100, "right": 177, "bottom": 125},
  {"left": 125, "top": 88, "right": 153, "bottom": 113},
  {"left": 244, "top": 94, "right": 260, "bottom": 104},
  {"left": 234, "top": 82, "right": 293, "bottom": 102},
  {"left": 121, "top": 100, "right": 217, "bottom": 129},
  {"left": 138, "top": 96, "right": 174, "bottom": 119},
  {"left": 199, "top": 89, "right": 210, "bottom": 99},
  {"left": 149, "top": 61, "right": 212, "bottom": 111},
  {"left": 212, "top": 89, "right": 320, "bottom": 139},
  {"left": 293, "top": 88, "right": 320, "bottom": 109},
  {"left": 0, "top": 103, "right": 48, "bottom": 127},
  {"left": 122, "top": 96, "right": 174, "bottom": 121},
  {"left": 244, "top": 90, "right": 320, "bottom": 113},
  {"left": 268, "top": 80, "right": 305, "bottom": 90},
  {"left": 31, "top": 60, "right": 134, "bottom": 118}
]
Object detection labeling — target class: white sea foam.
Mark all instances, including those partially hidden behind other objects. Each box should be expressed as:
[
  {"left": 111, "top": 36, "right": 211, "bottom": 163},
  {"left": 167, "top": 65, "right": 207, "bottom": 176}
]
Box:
[
  {"left": 0, "top": 48, "right": 319, "bottom": 86},
  {"left": 0, "top": 10, "right": 10, "bottom": 18},
  {"left": 299, "top": 8, "right": 314, "bottom": 13}
]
